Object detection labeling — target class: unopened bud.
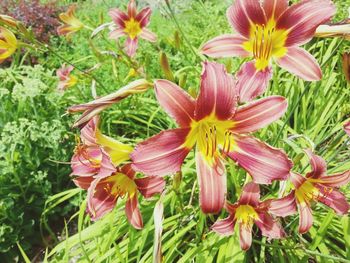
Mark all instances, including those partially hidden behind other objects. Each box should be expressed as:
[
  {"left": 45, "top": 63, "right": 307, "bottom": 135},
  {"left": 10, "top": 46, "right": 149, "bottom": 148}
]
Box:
[
  {"left": 342, "top": 52, "right": 350, "bottom": 84},
  {"left": 159, "top": 51, "right": 174, "bottom": 81},
  {"left": 174, "top": 30, "right": 181, "bottom": 50},
  {"left": 173, "top": 172, "right": 182, "bottom": 190}
]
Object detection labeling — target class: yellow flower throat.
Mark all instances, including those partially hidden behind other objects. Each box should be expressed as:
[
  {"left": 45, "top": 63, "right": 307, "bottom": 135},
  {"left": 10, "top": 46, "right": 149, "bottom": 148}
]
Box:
[{"left": 124, "top": 18, "right": 142, "bottom": 39}]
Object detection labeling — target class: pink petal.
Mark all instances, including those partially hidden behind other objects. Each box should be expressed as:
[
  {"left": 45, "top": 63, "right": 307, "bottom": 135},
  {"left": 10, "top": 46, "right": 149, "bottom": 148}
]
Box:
[
  {"left": 71, "top": 147, "right": 102, "bottom": 177},
  {"left": 135, "top": 176, "right": 165, "bottom": 198},
  {"left": 136, "top": 7, "right": 151, "bottom": 28},
  {"left": 318, "top": 188, "right": 350, "bottom": 215},
  {"left": 120, "top": 163, "right": 136, "bottom": 179},
  {"left": 73, "top": 176, "right": 94, "bottom": 190},
  {"left": 227, "top": 0, "right": 266, "bottom": 39},
  {"left": 109, "top": 28, "right": 126, "bottom": 40},
  {"left": 140, "top": 28, "right": 157, "bottom": 42},
  {"left": 131, "top": 128, "right": 191, "bottom": 176},
  {"left": 126, "top": 37, "right": 138, "bottom": 57},
  {"left": 127, "top": 0, "right": 137, "bottom": 18},
  {"left": 255, "top": 213, "right": 285, "bottom": 239},
  {"left": 236, "top": 61, "right": 273, "bottom": 103},
  {"left": 344, "top": 121, "right": 350, "bottom": 136},
  {"left": 228, "top": 134, "right": 292, "bottom": 184},
  {"left": 304, "top": 149, "right": 327, "bottom": 179},
  {"left": 318, "top": 171, "right": 350, "bottom": 188},
  {"left": 87, "top": 177, "right": 117, "bottom": 220},
  {"left": 276, "top": 47, "right": 322, "bottom": 81},
  {"left": 269, "top": 192, "right": 297, "bottom": 217},
  {"left": 211, "top": 215, "right": 236, "bottom": 236},
  {"left": 201, "top": 34, "right": 249, "bottom": 58},
  {"left": 239, "top": 182, "right": 260, "bottom": 207},
  {"left": 125, "top": 194, "right": 143, "bottom": 229},
  {"left": 298, "top": 203, "right": 313, "bottom": 234},
  {"left": 98, "top": 150, "right": 117, "bottom": 177},
  {"left": 196, "top": 61, "right": 237, "bottom": 121},
  {"left": 239, "top": 223, "right": 253, "bottom": 251},
  {"left": 232, "top": 96, "right": 287, "bottom": 133},
  {"left": 80, "top": 117, "right": 98, "bottom": 146},
  {"left": 276, "top": 0, "right": 336, "bottom": 46},
  {"left": 109, "top": 8, "right": 128, "bottom": 28},
  {"left": 154, "top": 80, "right": 196, "bottom": 128},
  {"left": 263, "top": 0, "right": 288, "bottom": 20},
  {"left": 290, "top": 172, "right": 306, "bottom": 189},
  {"left": 196, "top": 151, "right": 227, "bottom": 214}
]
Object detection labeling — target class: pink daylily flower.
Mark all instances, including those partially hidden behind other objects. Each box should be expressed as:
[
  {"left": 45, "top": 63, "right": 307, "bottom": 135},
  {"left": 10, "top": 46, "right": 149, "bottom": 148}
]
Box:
[
  {"left": 56, "top": 64, "right": 77, "bottom": 91},
  {"left": 344, "top": 121, "right": 350, "bottom": 136},
  {"left": 109, "top": 0, "right": 157, "bottom": 57},
  {"left": 270, "top": 150, "right": 350, "bottom": 234},
  {"left": 201, "top": 0, "right": 336, "bottom": 102},
  {"left": 87, "top": 163, "right": 165, "bottom": 229},
  {"left": 212, "top": 182, "right": 285, "bottom": 250},
  {"left": 71, "top": 117, "right": 133, "bottom": 189},
  {"left": 131, "top": 61, "right": 292, "bottom": 214}
]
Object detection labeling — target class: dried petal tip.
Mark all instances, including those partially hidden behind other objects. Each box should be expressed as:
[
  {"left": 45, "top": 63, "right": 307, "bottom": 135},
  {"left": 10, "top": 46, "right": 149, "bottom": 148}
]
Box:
[{"left": 342, "top": 52, "right": 350, "bottom": 84}]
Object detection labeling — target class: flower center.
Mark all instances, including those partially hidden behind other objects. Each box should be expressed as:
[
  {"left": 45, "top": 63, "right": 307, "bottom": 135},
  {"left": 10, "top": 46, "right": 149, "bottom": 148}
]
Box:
[
  {"left": 243, "top": 20, "right": 288, "bottom": 71},
  {"left": 295, "top": 180, "right": 320, "bottom": 205},
  {"left": 124, "top": 18, "right": 142, "bottom": 40},
  {"left": 235, "top": 205, "right": 259, "bottom": 226},
  {"left": 103, "top": 172, "right": 137, "bottom": 198}
]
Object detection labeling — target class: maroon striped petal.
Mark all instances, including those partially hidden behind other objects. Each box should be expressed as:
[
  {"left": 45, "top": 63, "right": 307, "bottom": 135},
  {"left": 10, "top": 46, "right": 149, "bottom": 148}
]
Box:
[
  {"left": 318, "top": 171, "right": 350, "bottom": 187},
  {"left": 227, "top": 0, "right": 266, "bottom": 39},
  {"left": 276, "top": 47, "right": 322, "bottom": 81},
  {"left": 269, "top": 192, "right": 297, "bottom": 217},
  {"left": 290, "top": 172, "right": 306, "bottom": 189},
  {"left": 154, "top": 80, "right": 196, "bottom": 128},
  {"left": 211, "top": 215, "right": 236, "bottom": 236},
  {"left": 239, "top": 223, "right": 253, "bottom": 251},
  {"left": 263, "top": 0, "right": 288, "bottom": 20},
  {"left": 276, "top": 0, "right": 336, "bottom": 46},
  {"left": 236, "top": 61, "right": 273, "bottom": 103},
  {"left": 140, "top": 28, "right": 157, "bottom": 42},
  {"left": 298, "top": 203, "right": 313, "bottom": 234},
  {"left": 73, "top": 176, "right": 94, "bottom": 190},
  {"left": 131, "top": 128, "right": 191, "bottom": 176},
  {"left": 126, "top": 37, "right": 138, "bottom": 57},
  {"left": 318, "top": 188, "right": 350, "bottom": 215},
  {"left": 255, "top": 213, "right": 285, "bottom": 239},
  {"left": 228, "top": 134, "right": 292, "bottom": 184},
  {"left": 195, "top": 62, "right": 237, "bottom": 121},
  {"left": 304, "top": 149, "right": 327, "bottom": 179},
  {"left": 109, "top": 8, "right": 128, "bottom": 28},
  {"left": 135, "top": 176, "right": 165, "bottom": 198},
  {"left": 125, "top": 194, "right": 143, "bottom": 229},
  {"left": 196, "top": 151, "right": 226, "bottom": 214},
  {"left": 136, "top": 7, "right": 151, "bottom": 28},
  {"left": 239, "top": 182, "right": 260, "bottom": 207},
  {"left": 201, "top": 34, "right": 249, "bottom": 58},
  {"left": 232, "top": 96, "right": 287, "bottom": 133},
  {"left": 127, "top": 0, "right": 137, "bottom": 18}
]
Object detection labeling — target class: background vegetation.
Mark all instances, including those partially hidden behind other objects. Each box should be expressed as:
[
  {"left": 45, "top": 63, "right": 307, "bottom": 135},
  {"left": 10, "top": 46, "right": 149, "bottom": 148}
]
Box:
[{"left": 1, "top": 0, "right": 350, "bottom": 262}]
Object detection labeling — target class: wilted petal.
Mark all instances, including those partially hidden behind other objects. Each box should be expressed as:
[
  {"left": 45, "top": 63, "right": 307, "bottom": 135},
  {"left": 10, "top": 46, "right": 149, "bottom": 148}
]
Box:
[
  {"left": 228, "top": 134, "right": 292, "bottom": 184},
  {"left": 109, "top": 8, "right": 128, "bottom": 28},
  {"left": 298, "top": 203, "right": 313, "bottom": 234},
  {"left": 135, "top": 176, "right": 165, "bottom": 198},
  {"left": 318, "top": 188, "right": 350, "bottom": 215},
  {"left": 140, "top": 28, "right": 157, "bottom": 42},
  {"left": 236, "top": 61, "right": 273, "bottom": 103},
  {"left": 276, "top": 0, "right": 336, "bottom": 46},
  {"left": 239, "top": 223, "right": 253, "bottom": 251},
  {"left": 255, "top": 213, "right": 285, "bottom": 239},
  {"left": 201, "top": 34, "right": 249, "bottom": 58},
  {"left": 125, "top": 194, "right": 143, "bottom": 229},
  {"left": 318, "top": 171, "right": 350, "bottom": 188},
  {"left": 232, "top": 96, "right": 287, "bottom": 133},
  {"left": 196, "top": 62, "right": 237, "bottom": 121},
  {"left": 227, "top": 0, "right": 266, "bottom": 39},
  {"left": 154, "top": 80, "right": 196, "bottom": 127},
  {"left": 263, "top": 0, "right": 288, "bottom": 20},
  {"left": 276, "top": 47, "right": 322, "bottom": 81},
  {"left": 196, "top": 151, "right": 227, "bottom": 214},
  {"left": 211, "top": 215, "right": 236, "bottom": 236},
  {"left": 304, "top": 149, "right": 327, "bottom": 179},
  {"left": 269, "top": 192, "right": 297, "bottom": 217},
  {"left": 239, "top": 182, "right": 260, "bottom": 207},
  {"left": 131, "top": 128, "right": 191, "bottom": 176},
  {"left": 126, "top": 37, "right": 138, "bottom": 57}
]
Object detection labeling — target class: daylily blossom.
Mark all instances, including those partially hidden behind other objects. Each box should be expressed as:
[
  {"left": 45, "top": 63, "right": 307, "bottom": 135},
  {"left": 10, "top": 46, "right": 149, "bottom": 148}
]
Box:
[
  {"left": 56, "top": 65, "right": 78, "bottom": 91},
  {"left": 109, "top": 0, "right": 157, "bottom": 57},
  {"left": 212, "top": 182, "right": 285, "bottom": 250},
  {"left": 71, "top": 117, "right": 133, "bottom": 189},
  {"left": 131, "top": 62, "right": 292, "bottom": 214},
  {"left": 0, "top": 26, "right": 17, "bottom": 64},
  {"left": 270, "top": 150, "right": 350, "bottom": 234},
  {"left": 57, "top": 5, "right": 85, "bottom": 37},
  {"left": 68, "top": 79, "right": 151, "bottom": 128},
  {"left": 201, "top": 0, "right": 336, "bottom": 102},
  {"left": 87, "top": 163, "right": 165, "bottom": 229},
  {"left": 344, "top": 121, "right": 350, "bottom": 136}
]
